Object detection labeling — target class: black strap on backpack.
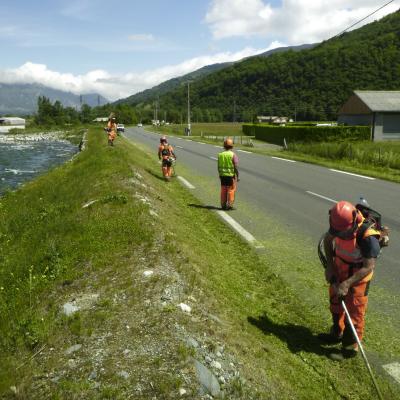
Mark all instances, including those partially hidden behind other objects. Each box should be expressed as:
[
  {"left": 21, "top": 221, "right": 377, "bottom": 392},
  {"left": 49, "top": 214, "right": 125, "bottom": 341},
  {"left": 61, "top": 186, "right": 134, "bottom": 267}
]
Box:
[
  {"left": 355, "top": 204, "right": 382, "bottom": 230},
  {"left": 356, "top": 220, "right": 375, "bottom": 247}
]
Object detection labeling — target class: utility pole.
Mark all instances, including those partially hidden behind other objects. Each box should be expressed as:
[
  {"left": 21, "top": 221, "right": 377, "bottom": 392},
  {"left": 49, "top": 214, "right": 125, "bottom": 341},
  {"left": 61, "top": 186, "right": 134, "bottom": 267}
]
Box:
[
  {"left": 187, "top": 81, "right": 191, "bottom": 135},
  {"left": 155, "top": 97, "right": 159, "bottom": 125}
]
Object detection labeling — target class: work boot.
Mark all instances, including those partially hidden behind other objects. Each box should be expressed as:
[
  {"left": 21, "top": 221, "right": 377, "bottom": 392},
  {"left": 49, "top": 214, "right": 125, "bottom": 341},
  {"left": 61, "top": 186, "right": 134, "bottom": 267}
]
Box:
[
  {"left": 342, "top": 344, "right": 358, "bottom": 359},
  {"left": 318, "top": 325, "right": 343, "bottom": 344}
]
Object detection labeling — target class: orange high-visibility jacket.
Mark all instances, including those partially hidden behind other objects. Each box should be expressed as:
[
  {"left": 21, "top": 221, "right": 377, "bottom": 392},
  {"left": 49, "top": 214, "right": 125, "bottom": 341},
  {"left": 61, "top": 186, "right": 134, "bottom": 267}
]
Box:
[
  {"left": 159, "top": 144, "right": 174, "bottom": 160},
  {"left": 334, "top": 215, "right": 381, "bottom": 283}
]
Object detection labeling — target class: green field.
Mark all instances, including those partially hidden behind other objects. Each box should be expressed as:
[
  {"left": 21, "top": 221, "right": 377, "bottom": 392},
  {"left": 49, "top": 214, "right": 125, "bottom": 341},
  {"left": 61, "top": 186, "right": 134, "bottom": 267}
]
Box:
[{"left": 287, "top": 140, "right": 400, "bottom": 169}]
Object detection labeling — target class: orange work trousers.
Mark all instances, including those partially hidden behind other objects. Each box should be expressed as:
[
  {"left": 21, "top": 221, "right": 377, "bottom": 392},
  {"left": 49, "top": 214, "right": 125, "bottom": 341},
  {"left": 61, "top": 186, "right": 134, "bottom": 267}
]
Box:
[
  {"left": 162, "top": 159, "right": 173, "bottom": 179},
  {"left": 108, "top": 132, "right": 116, "bottom": 145},
  {"left": 220, "top": 176, "right": 236, "bottom": 209},
  {"left": 329, "top": 280, "right": 370, "bottom": 349}
]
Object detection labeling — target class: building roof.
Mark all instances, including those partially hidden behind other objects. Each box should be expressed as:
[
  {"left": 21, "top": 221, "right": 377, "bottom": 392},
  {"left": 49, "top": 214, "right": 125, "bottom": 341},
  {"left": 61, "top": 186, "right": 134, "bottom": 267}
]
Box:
[
  {"left": 354, "top": 91, "right": 400, "bottom": 112},
  {"left": 0, "top": 117, "right": 26, "bottom": 125}
]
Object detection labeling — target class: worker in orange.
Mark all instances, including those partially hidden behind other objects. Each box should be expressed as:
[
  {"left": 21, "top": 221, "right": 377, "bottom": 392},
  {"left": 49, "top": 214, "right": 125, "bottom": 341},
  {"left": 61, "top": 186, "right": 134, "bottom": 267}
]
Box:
[
  {"left": 106, "top": 115, "right": 117, "bottom": 146},
  {"left": 158, "top": 136, "right": 176, "bottom": 180},
  {"left": 217, "top": 138, "right": 239, "bottom": 210},
  {"left": 322, "top": 201, "right": 387, "bottom": 358}
]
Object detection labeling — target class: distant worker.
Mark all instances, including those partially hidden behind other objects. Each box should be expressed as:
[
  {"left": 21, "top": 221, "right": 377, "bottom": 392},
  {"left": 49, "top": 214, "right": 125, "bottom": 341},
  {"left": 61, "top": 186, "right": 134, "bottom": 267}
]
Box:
[
  {"left": 158, "top": 136, "right": 176, "bottom": 180},
  {"left": 218, "top": 137, "right": 239, "bottom": 210},
  {"left": 322, "top": 200, "right": 389, "bottom": 358},
  {"left": 105, "top": 115, "right": 117, "bottom": 146}
]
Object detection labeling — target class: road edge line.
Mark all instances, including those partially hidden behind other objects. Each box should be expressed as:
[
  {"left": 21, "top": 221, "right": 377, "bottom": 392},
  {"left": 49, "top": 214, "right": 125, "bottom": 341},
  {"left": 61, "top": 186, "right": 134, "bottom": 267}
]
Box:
[
  {"left": 177, "top": 176, "right": 195, "bottom": 189},
  {"left": 215, "top": 210, "right": 264, "bottom": 249}
]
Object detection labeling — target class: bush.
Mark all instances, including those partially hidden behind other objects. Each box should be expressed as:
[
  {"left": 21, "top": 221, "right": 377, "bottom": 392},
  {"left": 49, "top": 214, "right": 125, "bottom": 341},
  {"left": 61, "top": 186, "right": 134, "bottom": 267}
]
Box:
[{"left": 242, "top": 124, "right": 371, "bottom": 145}]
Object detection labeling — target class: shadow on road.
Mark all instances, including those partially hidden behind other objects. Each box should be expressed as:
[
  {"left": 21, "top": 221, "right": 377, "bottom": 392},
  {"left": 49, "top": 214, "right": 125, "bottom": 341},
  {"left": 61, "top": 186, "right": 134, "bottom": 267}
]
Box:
[
  {"left": 248, "top": 313, "right": 334, "bottom": 358},
  {"left": 188, "top": 203, "right": 221, "bottom": 210}
]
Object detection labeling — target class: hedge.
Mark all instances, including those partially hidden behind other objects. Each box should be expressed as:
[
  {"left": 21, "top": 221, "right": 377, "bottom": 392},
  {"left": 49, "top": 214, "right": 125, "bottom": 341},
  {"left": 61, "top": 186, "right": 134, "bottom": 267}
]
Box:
[{"left": 242, "top": 124, "right": 371, "bottom": 145}]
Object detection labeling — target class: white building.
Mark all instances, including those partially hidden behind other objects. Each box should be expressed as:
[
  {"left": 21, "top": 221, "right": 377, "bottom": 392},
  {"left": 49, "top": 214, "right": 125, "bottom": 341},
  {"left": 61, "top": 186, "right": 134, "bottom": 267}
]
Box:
[
  {"left": 257, "top": 115, "right": 292, "bottom": 124},
  {"left": 0, "top": 117, "right": 26, "bottom": 133}
]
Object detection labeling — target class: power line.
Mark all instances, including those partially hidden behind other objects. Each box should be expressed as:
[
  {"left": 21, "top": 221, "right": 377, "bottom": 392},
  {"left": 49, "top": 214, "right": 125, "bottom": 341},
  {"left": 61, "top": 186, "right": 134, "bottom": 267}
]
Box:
[{"left": 334, "top": 0, "right": 395, "bottom": 38}]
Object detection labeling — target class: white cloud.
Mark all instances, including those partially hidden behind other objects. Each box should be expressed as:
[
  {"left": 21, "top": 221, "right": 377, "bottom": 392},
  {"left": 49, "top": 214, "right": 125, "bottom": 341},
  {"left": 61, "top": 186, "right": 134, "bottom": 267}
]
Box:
[
  {"left": 205, "top": 0, "right": 400, "bottom": 43},
  {"left": 128, "top": 34, "right": 155, "bottom": 42},
  {"left": 0, "top": 44, "right": 281, "bottom": 101}
]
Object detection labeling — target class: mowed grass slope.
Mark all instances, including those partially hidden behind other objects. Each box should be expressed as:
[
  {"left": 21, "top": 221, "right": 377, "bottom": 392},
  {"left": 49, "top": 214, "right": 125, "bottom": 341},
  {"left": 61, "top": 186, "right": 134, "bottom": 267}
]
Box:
[{"left": 0, "top": 129, "right": 399, "bottom": 399}]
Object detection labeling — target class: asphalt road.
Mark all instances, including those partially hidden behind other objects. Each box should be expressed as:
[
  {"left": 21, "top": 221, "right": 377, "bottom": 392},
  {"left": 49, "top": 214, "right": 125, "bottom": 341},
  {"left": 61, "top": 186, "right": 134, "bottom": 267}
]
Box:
[{"left": 124, "top": 126, "right": 400, "bottom": 311}]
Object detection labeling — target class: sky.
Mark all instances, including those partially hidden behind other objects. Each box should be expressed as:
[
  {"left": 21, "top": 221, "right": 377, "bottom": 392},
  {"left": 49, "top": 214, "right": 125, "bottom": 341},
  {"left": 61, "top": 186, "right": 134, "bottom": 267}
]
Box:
[{"left": 0, "top": 0, "right": 398, "bottom": 101}]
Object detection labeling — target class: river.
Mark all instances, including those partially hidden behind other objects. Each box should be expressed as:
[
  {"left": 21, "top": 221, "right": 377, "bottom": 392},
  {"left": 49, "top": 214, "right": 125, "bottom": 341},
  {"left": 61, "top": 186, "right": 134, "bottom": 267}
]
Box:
[{"left": 0, "top": 134, "right": 79, "bottom": 195}]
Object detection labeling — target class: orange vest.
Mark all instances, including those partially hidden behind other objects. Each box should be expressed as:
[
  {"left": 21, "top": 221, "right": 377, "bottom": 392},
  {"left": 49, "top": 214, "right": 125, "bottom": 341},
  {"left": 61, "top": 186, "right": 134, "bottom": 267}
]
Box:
[
  {"left": 159, "top": 144, "right": 173, "bottom": 160},
  {"left": 107, "top": 121, "right": 117, "bottom": 133},
  {"left": 334, "top": 216, "right": 380, "bottom": 283}
]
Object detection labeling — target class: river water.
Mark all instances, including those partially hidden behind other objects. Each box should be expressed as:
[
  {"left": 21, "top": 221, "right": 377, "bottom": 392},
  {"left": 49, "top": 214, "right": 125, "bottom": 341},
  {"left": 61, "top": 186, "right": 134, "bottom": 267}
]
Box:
[{"left": 0, "top": 135, "right": 78, "bottom": 195}]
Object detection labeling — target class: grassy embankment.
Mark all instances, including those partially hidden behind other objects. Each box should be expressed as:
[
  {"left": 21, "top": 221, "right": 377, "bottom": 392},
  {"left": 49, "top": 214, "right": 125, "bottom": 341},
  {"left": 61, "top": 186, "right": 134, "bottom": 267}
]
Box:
[{"left": 0, "top": 128, "right": 399, "bottom": 399}]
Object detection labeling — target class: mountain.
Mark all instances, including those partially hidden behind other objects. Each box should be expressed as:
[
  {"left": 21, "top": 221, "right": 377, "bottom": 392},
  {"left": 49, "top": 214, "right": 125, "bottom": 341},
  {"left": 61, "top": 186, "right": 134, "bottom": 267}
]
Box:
[
  {"left": 116, "top": 44, "right": 316, "bottom": 106},
  {"left": 0, "top": 83, "right": 109, "bottom": 115},
  {"left": 119, "top": 10, "right": 400, "bottom": 122},
  {"left": 115, "top": 62, "right": 233, "bottom": 106}
]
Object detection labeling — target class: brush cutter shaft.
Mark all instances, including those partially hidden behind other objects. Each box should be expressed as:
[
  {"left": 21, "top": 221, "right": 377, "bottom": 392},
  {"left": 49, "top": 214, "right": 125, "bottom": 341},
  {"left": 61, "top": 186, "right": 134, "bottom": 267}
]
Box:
[{"left": 341, "top": 300, "right": 383, "bottom": 400}]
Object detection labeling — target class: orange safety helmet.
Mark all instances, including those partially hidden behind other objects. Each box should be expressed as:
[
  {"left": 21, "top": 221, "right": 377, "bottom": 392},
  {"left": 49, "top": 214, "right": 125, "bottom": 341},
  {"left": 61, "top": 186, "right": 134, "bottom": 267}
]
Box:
[
  {"left": 160, "top": 136, "right": 167, "bottom": 143},
  {"left": 329, "top": 201, "right": 362, "bottom": 239},
  {"left": 224, "top": 138, "right": 234, "bottom": 149}
]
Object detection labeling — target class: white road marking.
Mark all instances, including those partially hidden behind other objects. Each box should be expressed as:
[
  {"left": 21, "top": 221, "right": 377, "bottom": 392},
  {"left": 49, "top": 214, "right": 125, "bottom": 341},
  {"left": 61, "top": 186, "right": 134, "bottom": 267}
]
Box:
[
  {"left": 214, "top": 145, "right": 223, "bottom": 149},
  {"left": 272, "top": 156, "right": 296, "bottom": 163},
  {"left": 215, "top": 211, "right": 264, "bottom": 249},
  {"left": 177, "top": 176, "right": 195, "bottom": 189},
  {"left": 176, "top": 145, "right": 184, "bottom": 149},
  {"left": 198, "top": 142, "right": 206, "bottom": 145},
  {"left": 185, "top": 139, "right": 193, "bottom": 142},
  {"left": 210, "top": 156, "right": 218, "bottom": 161},
  {"left": 238, "top": 150, "right": 252, "bottom": 154},
  {"left": 330, "top": 169, "right": 375, "bottom": 180},
  {"left": 176, "top": 137, "right": 182, "bottom": 140},
  {"left": 383, "top": 362, "right": 400, "bottom": 384},
  {"left": 306, "top": 191, "right": 337, "bottom": 203}
]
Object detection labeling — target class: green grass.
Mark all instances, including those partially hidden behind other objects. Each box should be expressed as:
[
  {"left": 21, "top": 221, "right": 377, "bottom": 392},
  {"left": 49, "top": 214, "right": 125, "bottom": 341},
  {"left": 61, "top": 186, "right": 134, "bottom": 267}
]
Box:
[
  {"left": 0, "top": 129, "right": 399, "bottom": 399},
  {"left": 287, "top": 140, "right": 400, "bottom": 169},
  {"left": 0, "top": 129, "right": 155, "bottom": 393}
]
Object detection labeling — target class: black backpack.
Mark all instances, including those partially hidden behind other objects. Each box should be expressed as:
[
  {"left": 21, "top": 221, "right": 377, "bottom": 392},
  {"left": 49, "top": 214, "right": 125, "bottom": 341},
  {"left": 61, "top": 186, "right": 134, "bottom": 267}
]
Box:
[{"left": 355, "top": 203, "right": 389, "bottom": 248}]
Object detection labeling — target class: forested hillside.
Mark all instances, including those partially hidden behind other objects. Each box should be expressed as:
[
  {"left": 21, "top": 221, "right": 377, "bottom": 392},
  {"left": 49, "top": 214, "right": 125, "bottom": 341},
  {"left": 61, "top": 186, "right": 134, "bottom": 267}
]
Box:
[
  {"left": 122, "top": 10, "right": 400, "bottom": 122},
  {"left": 118, "top": 43, "right": 315, "bottom": 110}
]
